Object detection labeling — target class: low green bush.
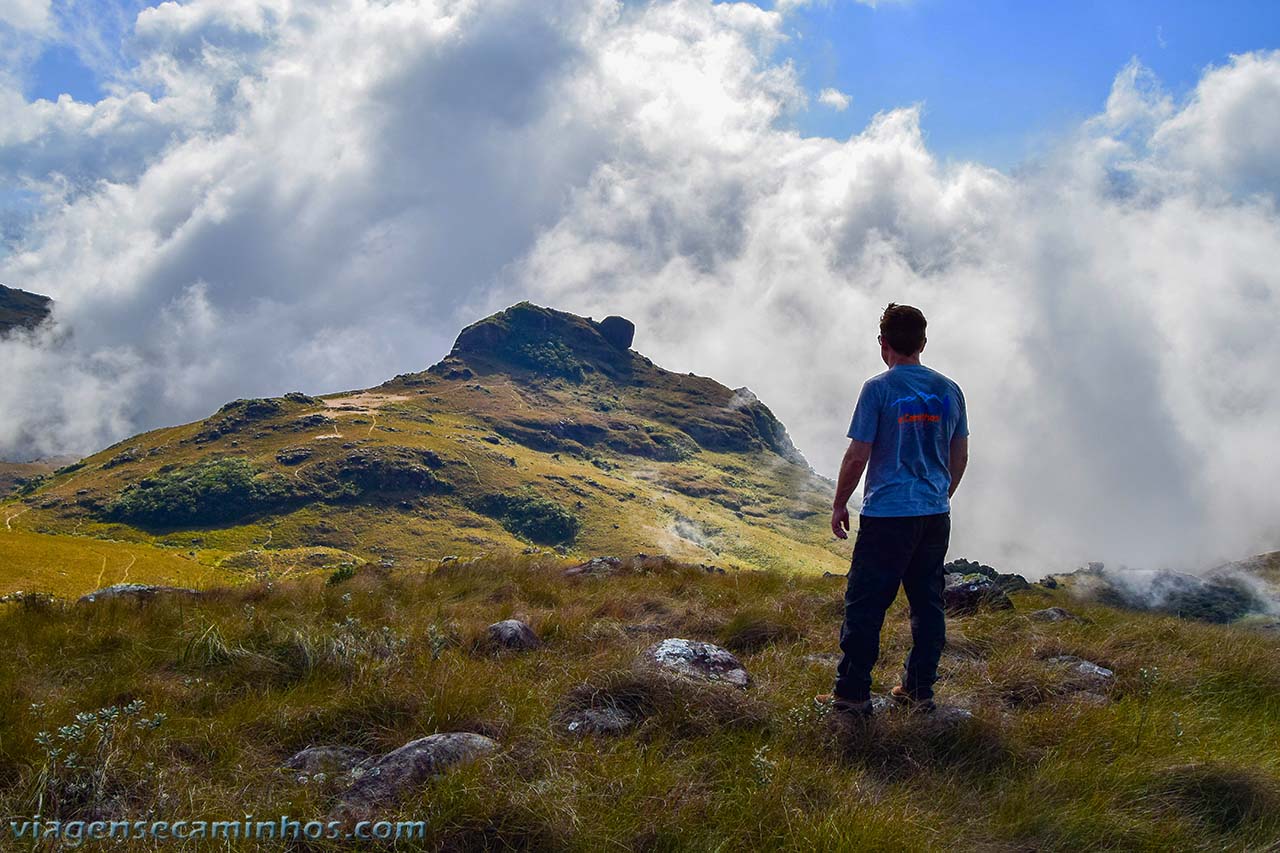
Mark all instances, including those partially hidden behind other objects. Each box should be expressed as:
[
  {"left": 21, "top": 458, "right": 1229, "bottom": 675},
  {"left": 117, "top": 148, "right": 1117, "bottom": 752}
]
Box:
[
  {"left": 104, "top": 457, "right": 297, "bottom": 527},
  {"left": 473, "top": 489, "right": 580, "bottom": 545}
]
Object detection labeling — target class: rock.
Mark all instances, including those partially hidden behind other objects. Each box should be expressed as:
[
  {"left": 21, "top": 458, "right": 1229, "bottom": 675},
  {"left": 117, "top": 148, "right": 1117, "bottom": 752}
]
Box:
[
  {"left": 944, "top": 558, "right": 997, "bottom": 579},
  {"left": 803, "top": 653, "right": 842, "bottom": 667},
  {"left": 822, "top": 571, "right": 846, "bottom": 579},
  {"left": 331, "top": 733, "right": 497, "bottom": 823},
  {"left": 996, "top": 573, "right": 1031, "bottom": 593},
  {"left": 487, "top": 619, "right": 541, "bottom": 651},
  {"left": 1030, "top": 606, "right": 1080, "bottom": 622},
  {"left": 282, "top": 746, "right": 371, "bottom": 782},
  {"left": 1049, "top": 655, "right": 1115, "bottom": 691},
  {"left": 946, "top": 558, "right": 1029, "bottom": 594},
  {"left": 924, "top": 705, "right": 975, "bottom": 726},
  {"left": 596, "top": 315, "right": 635, "bottom": 350},
  {"left": 77, "top": 584, "right": 201, "bottom": 604},
  {"left": 562, "top": 706, "right": 638, "bottom": 737},
  {"left": 1039, "top": 576, "right": 1060, "bottom": 589},
  {"left": 943, "top": 574, "right": 1014, "bottom": 616},
  {"left": 275, "top": 446, "right": 313, "bottom": 465},
  {"left": 640, "top": 638, "right": 749, "bottom": 687},
  {"left": 565, "top": 556, "right": 623, "bottom": 577},
  {"left": 1069, "top": 692, "right": 1110, "bottom": 707},
  {"left": 0, "top": 590, "right": 56, "bottom": 608}
]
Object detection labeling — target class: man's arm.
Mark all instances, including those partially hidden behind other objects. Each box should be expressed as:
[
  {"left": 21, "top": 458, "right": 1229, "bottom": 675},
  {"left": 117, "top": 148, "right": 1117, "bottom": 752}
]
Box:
[
  {"left": 948, "top": 435, "right": 968, "bottom": 498},
  {"left": 830, "top": 439, "right": 873, "bottom": 539}
]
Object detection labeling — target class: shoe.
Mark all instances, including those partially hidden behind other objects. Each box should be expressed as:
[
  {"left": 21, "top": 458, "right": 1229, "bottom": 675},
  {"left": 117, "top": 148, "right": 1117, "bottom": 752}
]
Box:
[
  {"left": 814, "top": 693, "right": 874, "bottom": 718},
  {"left": 890, "top": 684, "right": 936, "bottom": 713}
]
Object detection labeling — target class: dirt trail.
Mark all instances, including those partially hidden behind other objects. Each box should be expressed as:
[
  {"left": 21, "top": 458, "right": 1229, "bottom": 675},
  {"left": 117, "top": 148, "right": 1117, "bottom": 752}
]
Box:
[
  {"left": 4, "top": 506, "right": 29, "bottom": 531},
  {"left": 322, "top": 392, "right": 408, "bottom": 412}
]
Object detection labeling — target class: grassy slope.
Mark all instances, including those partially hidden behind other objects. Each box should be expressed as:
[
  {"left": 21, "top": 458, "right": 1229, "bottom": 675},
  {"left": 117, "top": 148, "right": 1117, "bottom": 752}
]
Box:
[
  {"left": 1, "top": 305, "right": 841, "bottom": 598},
  {"left": 1, "top": 555, "right": 1278, "bottom": 851}
]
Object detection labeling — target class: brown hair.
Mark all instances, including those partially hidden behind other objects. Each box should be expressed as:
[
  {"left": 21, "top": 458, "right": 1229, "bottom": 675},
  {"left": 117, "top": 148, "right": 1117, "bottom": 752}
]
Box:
[{"left": 879, "top": 303, "right": 926, "bottom": 356}]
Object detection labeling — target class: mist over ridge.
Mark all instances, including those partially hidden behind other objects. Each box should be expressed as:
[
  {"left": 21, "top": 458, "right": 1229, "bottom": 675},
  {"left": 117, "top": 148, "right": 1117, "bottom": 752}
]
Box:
[{"left": 1, "top": 2, "right": 1278, "bottom": 574}]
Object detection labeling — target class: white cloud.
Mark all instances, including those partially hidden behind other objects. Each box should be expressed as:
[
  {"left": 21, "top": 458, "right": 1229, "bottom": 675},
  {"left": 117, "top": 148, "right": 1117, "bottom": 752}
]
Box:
[
  {"left": 818, "top": 86, "right": 850, "bottom": 110},
  {"left": 2, "top": 1, "right": 1280, "bottom": 575},
  {"left": 0, "top": 0, "right": 51, "bottom": 33}
]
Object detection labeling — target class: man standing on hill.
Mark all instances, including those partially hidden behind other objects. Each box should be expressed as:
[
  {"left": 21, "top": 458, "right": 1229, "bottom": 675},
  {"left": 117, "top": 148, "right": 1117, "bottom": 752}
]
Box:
[{"left": 818, "top": 303, "right": 969, "bottom": 717}]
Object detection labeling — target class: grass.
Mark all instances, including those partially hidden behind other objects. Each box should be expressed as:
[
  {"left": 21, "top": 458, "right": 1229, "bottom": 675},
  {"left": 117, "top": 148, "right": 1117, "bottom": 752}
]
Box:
[
  {"left": 1, "top": 303, "right": 845, "bottom": 587},
  {"left": 1, "top": 552, "right": 1278, "bottom": 851},
  {"left": 0, "top": 529, "right": 221, "bottom": 598}
]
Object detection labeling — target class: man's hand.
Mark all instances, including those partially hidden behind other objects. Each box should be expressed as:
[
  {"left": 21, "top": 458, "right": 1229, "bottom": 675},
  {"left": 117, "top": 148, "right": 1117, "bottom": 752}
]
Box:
[
  {"left": 831, "top": 440, "right": 871, "bottom": 539},
  {"left": 831, "top": 504, "right": 851, "bottom": 539}
]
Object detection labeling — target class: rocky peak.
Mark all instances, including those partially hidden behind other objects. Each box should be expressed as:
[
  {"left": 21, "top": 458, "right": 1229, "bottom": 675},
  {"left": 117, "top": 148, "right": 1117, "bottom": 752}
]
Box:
[
  {"left": 431, "top": 302, "right": 639, "bottom": 382},
  {"left": 424, "top": 302, "right": 809, "bottom": 467}
]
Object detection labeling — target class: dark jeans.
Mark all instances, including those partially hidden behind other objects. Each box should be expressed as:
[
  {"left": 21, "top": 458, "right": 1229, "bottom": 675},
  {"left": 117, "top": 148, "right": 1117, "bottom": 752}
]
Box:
[{"left": 833, "top": 512, "right": 951, "bottom": 702}]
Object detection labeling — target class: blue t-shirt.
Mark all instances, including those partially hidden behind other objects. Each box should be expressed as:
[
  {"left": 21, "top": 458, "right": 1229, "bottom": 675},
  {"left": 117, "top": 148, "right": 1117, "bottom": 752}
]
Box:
[{"left": 847, "top": 364, "right": 968, "bottom": 517}]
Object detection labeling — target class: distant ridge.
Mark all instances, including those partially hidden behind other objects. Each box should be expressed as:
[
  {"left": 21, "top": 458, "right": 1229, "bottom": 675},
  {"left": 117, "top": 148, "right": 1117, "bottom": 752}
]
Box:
[{"left": 0, "top": 283, "right": 52, "bottom": 336}]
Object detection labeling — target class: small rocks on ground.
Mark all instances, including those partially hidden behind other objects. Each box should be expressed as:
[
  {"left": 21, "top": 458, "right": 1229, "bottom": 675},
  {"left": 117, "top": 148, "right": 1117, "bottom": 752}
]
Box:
[
  {"left": 943, "top": 574, "right": 1014, "bottom": 616},
  {"left": 1030, "top": 606, "right": 1083, "bottom": 622},
  {"left": 77, "top": 584, "right": 202, "bottom": 604},
  {"left": 487, "top": 619, "right": 541, "bottom": 651},
  {"left": 330, "top": 733, "right": 497, "bottom": 824},
  {"left": 564, "top": 556, "right": 623, "bottom": 576},
  {"left": 1048, "top": 655, "right": 1115, "bottom": 691},
  {"left": 282, "top": 746, "right": 370, "bottom": 782},
  {"left": 640, "top": 638, "right": 750, "bottom": 688},
  {"left": 562, "top": 706, "right": 638, "bottom": 737}
]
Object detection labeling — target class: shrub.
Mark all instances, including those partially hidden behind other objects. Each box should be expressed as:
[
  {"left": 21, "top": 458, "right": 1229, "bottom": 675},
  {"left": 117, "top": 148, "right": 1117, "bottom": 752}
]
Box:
[
  {"left": 326, "top": 564, "right": 357, "bottom": 586},
  {"left": 473, "top": 489, "right": 580, "bottom": 545},
  {"left": 33, "top": 699, "right": 167, "bottom": 818},
  {"left": 104, "top": 457, "right": 298, "bottom": 527},
  {"left": 515, "top": 340, "right": 586, "bottom": 381}
]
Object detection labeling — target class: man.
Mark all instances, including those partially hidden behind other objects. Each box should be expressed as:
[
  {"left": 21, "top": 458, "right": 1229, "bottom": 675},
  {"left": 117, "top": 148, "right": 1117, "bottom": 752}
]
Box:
[{"left": 817, "top": 303, "right": 969, "bottom": 717}]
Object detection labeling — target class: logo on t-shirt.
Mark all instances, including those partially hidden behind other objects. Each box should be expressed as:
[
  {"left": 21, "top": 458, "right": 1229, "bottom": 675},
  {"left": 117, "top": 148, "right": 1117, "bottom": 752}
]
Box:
[{"left": 892, "top": 392, "right": 951, "bottom": 426}]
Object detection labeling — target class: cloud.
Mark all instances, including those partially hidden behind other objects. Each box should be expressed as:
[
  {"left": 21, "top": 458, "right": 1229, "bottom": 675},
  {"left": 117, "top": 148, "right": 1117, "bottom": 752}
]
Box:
[
  {"left": 0, "top": 0, "right": 51, "bottom": 33},
  {"left": 818, "top": 86, "right": 850, "bottom": 110},
  {"left": 2, "top": 1, "right": 1279, "bottom": 576}
]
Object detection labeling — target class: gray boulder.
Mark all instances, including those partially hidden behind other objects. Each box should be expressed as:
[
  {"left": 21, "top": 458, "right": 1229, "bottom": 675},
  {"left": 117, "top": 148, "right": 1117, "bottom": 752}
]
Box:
[
  {"left": 562, "top": 706, "right": 638, "bottom": 737},
  {"left": 596, "top": 316, "right": 635, "bottom": 350},
  {"left": 1030, "top": 606, "right": 1081, "bottom": 622},
  {"left": 487, "top": 619, "right": 541, "bottom": 651},
  {"left": 564, "top": 556, "right": 623, "bottom": 577},
  {"left": 331, "top": 733, "right": 496, "bottom": 823},
  {"left": 282, "top": 746, "right": 370, "bottom": 783},
  {"left": 78, "top": 583, "right": 201, "bottom": 604},
  {"left": 1049, "top": 655, "right": 1115, "bottom": 691},
  {"left": 640, "top": 638, "right": 749, "bottom": 687},
  {"left": 943, "top": 574, "right": 1014, "bottom": 616}
]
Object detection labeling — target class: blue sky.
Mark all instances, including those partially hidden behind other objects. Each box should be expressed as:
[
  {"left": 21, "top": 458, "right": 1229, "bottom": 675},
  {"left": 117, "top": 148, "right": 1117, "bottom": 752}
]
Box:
[
  {"left": 15, "top": 0, "right": 1280, "bottom": 170},
  {"left": 777, "top": 0, "right": 1280, "bottom": 168}
]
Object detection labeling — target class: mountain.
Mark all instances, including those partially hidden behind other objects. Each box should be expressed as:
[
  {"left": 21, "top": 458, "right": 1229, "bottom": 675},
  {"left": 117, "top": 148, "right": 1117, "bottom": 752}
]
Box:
[
  {"left": 0, "top": 283, "right": 52, "bottom": 336},
  {"left": 0, "top": 302, "right": 840, "bottom": 596}
]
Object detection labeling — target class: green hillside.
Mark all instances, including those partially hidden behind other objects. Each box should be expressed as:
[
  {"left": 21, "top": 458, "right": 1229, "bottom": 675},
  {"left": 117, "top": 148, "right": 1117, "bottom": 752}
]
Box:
[{"left": 1, "top": 302, "right": 841, "bottom": 597}]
